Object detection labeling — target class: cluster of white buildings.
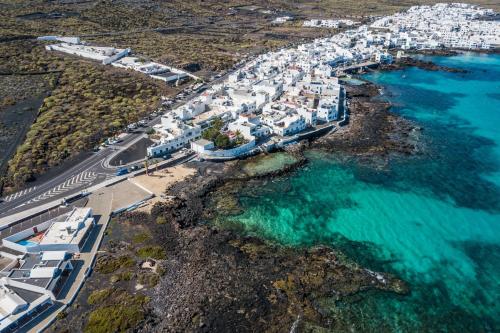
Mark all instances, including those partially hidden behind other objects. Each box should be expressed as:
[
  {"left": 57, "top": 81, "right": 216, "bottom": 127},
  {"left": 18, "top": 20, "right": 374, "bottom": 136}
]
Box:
[
  {"left": 146, "top": 3, "right": 498, "bottom": 160},
  {"left": 148, "top": 44, "right": 346, "bottom": 159},
  {"left": 0, "top": 208, "right": 95, "bottom": 331},
  {"left": 44, "top": 38, "right": 196, "bottom": 83},
  {"left": 303, "top": 19, "right": 359, "bottom": 28},
  {"left": 112, "top": 56, "right": 194, "bottom": 83},
  {"left": 371, "top": 3, "right": 499, "bottom": 50}
]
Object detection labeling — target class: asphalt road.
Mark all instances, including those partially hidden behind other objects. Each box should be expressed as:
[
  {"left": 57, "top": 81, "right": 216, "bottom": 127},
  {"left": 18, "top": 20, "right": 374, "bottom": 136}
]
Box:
[{"left": 0, "top": 150, "right": 109, "bottom": 217}]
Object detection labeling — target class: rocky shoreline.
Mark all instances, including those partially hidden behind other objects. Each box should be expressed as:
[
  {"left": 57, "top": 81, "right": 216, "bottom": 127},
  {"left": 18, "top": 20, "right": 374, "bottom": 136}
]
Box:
[
  {"left": 317, "top": 81, "right": 422, "bottom": 158},
  {"left": 54, "top": 60, "right": 437, "bottom": 332},
  {"left": 137, "top": 155, "right": 408, "bottom": 332},
  {"left": 381, "top": 56, "right": 468, "bottom": 73},
  {"left": 136, "top": 68, "right": 425, "bottom": 331},
  {"left": 410, "top": 47, "right": 500, "bottom": 56}
]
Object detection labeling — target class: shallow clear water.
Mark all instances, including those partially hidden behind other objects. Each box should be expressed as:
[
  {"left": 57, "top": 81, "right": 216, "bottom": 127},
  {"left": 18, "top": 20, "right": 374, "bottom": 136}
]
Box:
[
  {"left": 222, "top": 53, "right": 500, "bottom": 331},
  {"left": 241, "top": 152, "right": 299, "bottom": 177}
]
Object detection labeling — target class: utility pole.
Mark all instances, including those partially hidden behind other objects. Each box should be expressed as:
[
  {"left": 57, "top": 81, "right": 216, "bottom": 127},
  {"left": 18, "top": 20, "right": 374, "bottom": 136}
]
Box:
[{"left": 145, "top": 157, "right": 149, "bottom": 176}]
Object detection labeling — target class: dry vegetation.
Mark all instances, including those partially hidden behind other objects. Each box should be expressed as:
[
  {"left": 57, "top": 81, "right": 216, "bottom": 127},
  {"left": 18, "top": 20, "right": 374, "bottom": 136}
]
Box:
[
  {"left": 3, "top": 0, "right": 497, "bottom": 72},
  {"left": 0, "top": 40, "right": 166, "bottom": 191}
]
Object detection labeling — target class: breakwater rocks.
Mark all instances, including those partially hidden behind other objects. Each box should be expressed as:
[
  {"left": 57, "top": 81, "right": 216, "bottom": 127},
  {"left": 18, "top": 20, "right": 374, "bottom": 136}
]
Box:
[
  {"left": 317, "top": 82, "right": 421, "bottom": 157},
  {"left": 381, "top": 57, "right": 468, "bottom": 73}
]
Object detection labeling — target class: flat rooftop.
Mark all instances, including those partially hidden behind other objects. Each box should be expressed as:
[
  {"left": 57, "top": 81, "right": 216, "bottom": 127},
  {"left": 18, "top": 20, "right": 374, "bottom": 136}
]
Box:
[{"left": 39, "top": 208, "right": 93, "bottom": 246}]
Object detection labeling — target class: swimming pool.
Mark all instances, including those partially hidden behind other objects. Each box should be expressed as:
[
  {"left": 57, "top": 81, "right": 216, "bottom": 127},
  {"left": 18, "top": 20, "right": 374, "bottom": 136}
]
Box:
[{"left": 16, "top": 239, "right": 38, "bottom": 247}]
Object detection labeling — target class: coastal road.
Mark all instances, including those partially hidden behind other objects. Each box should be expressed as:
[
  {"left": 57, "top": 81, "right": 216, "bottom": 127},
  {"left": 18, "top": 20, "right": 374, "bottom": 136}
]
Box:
[
  {"left": 0, "top": 125, "right": 156, "bottom": 217},
  {"left": 0, "top": 149, "right": 113, "bottom": 217}
]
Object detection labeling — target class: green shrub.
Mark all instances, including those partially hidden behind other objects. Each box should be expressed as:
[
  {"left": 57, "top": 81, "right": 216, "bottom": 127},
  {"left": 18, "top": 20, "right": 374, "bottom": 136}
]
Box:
[
  {"left": 136, "top": 246, "right": 166, "bottom": 260},
  {"left": 86, "top": 305, "right": 142, "bottom": 333},
  {"left": 156, "top": 265, "right": 166, "bottom": 276},
  {"left": 56, "top": 311, "right": 67, "bottom": 320},
  {"left": 87, "top": 288, "right": 114, "bottom": 305},
  {"left": 132, "top": 232, "right": 152, "bottom": 244},
  {"left": 110, "top": 271, "right": 133, "bottom": 283},
  {"left": 138, "top": 272, "right": 160, "bottom": 287},
  {"left": 95, "top": 255, "right": 135, "bottom": 274},
  {"left": 84, "top": 293, "right": 149, "bottom": 333},
  {"left": 156, "top": 216, "right": 167, "bottom": 225}
]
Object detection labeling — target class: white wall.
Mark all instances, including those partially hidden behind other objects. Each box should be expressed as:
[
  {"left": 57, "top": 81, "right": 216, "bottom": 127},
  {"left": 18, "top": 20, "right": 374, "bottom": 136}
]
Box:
[{"left": 198, "top": 140, "right": 256, "bottom": 158}]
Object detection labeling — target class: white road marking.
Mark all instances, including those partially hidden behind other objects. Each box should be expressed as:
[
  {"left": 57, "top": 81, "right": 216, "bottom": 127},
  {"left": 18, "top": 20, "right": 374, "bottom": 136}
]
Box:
[
  {"left": 1, "top": 186, "right": 37, "bottom": 202},
  {"left": 2, "top": 170, "right": 115, "bottom": 208},
  {"left": 27, "top": 171, "right": 99, "bottom": 204}
]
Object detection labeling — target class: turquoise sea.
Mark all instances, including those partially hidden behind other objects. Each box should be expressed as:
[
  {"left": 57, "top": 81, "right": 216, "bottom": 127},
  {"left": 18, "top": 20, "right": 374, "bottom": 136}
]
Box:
[{"left": 223, "top": 53, "right": 500, "bottom": 331}]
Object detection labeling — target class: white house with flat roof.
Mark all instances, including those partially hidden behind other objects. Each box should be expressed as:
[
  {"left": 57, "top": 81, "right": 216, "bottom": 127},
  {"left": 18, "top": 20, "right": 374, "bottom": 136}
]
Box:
[
  {"left": 45, "top": 43, "right": 130, "bottom": 65},
  {"left": 317, "top": 98, "right": 339, "bottom": 123},
  {"left": 228, "top": 114, "right": 272, "bottom": 141},
  {"left": 147, "top": 115, "right": 202, "bottom": 157},
  {"left": 2, "top": 208, "right": 94, "bottom": 254}
]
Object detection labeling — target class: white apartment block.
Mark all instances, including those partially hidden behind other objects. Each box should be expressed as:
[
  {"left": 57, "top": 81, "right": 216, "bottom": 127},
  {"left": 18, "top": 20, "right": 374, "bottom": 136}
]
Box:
[
  {"left": 228, "top": 114, "right": 272, "bottom": 141},
  {"left": 147, "top": 115, "right": 202, "bottom": 157}
]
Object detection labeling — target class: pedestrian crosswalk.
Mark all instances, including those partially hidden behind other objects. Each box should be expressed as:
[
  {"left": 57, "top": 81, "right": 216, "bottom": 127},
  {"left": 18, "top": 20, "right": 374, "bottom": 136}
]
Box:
[
  {"left": 1, "top": 170, "right": 116, "bottom": 206},
  {"left": 28, "top": 171, "right": 102, "bottom": 204},
  {"left": 2, "top": 186, "right": 37, "bottom": 202}
]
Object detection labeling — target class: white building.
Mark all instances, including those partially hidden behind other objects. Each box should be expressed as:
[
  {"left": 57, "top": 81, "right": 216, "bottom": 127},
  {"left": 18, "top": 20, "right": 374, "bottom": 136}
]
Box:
[
  {"left": 173, "top": 101, "right": 206, "bottom": 120},
  {"left": 37, "top": 36, "right": 80, "bottom": 44},
  {"left": 2, "top": 208, "right": 95, "bottom": 254},
  {"left": 252, "top": 80, "right": 283, "bottom": 100},
  {"left": 228, "top": 114, "right": 272, "bottom": 140},
  {"left": 272, "top": 115, "right": 306, "bottom": 137},
  {"left": 0, "top": 285, "right": 27, "bottom": 319},
  {"left": 297, "top": 107, "right": 318, "bottom": 127},
  {"left": 45, "top": 43, "right": 130, "bottom": 65},
  {"left": 317, "top": 98, "right": 339, "bottom": 122},
  {"left": 273, "top": 16, "right": 292, "bottom": 24},
  {"left": 147, "top": 115, "right": 202, "bottom": 157},
  {"left": 190, "top": 138, "right": 256, "bottom": 160},
  {"left": 0, "top": 250, "right": 73, "bottom": 331},
  {"left": 38, "top": 208, "right": 94, "bottom": 253}
]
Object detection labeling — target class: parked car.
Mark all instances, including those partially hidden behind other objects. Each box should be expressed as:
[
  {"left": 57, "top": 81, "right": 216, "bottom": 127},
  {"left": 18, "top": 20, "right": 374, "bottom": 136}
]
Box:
[{"left": 116, "top": 168, "right": 129, "bottom": 176}]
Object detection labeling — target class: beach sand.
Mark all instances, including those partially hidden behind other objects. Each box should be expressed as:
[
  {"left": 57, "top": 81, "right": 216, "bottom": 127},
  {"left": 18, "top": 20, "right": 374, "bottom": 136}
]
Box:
[{"left": 129, "top": 165, "right": 197, "bottom": 212}]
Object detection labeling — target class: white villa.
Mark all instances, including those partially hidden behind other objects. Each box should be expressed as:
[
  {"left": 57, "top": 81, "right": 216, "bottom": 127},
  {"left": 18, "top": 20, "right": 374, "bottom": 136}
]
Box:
[
  {"left": 147, "top": 115, "right": 202, "bottom": 157},
  {"left": 2, "top": 207, "right": 95, "bottom": 254}
]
